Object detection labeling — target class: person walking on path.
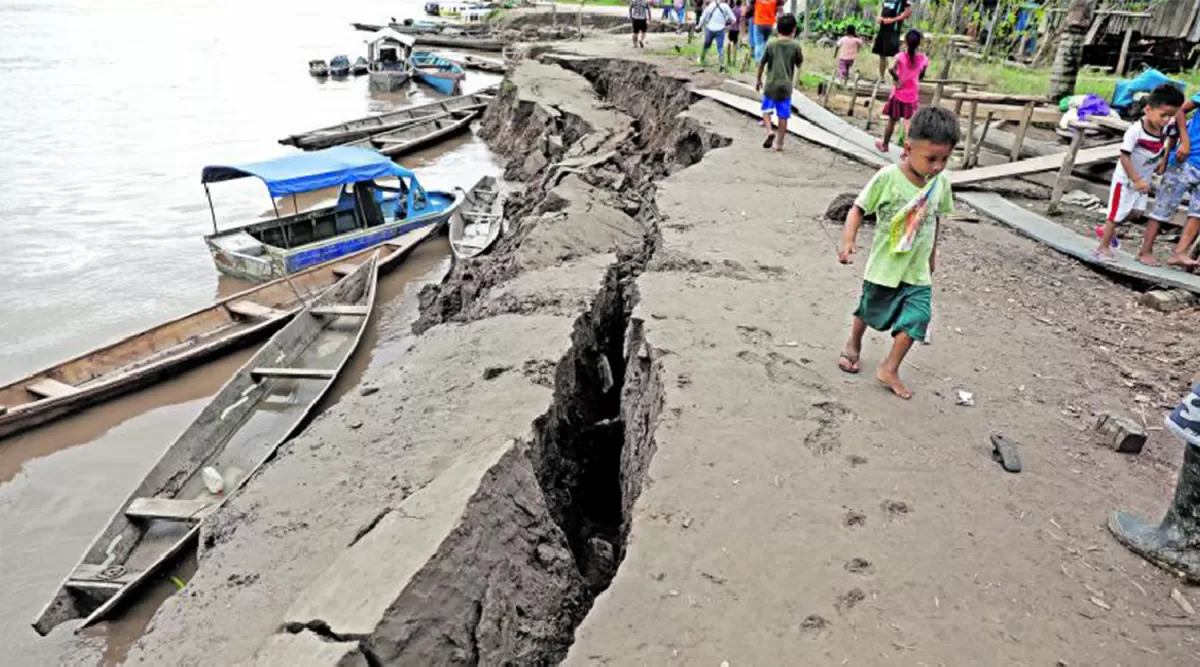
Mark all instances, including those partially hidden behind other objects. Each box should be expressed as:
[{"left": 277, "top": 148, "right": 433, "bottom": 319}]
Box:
[
  {"left": 660, "top": 0, "right": 672, "bottom": 22},
  {"left": 629, "top": 0, "right": 651, "bottom": 49},
  {"left": 751, "top": 0, "right": 778, "bottom": 61},
  {"left": 872, "top": 0, "right": 912, "bottom": 82},
  {"left": 726, "top": 0, "right": 744, "bottom": 68},
  {"left": 834, "top": 24, "right": 865, "bottom": 81},
  {"left": 755, "top": 14, "right": 803, "bottom": 152},
  {"left": 674, "top": 0, "right": 687, "bottom": 30},
  {"left": 1093, "top": 84, "right": 1182, "bottom": 265},
  {"left": 875, "top": 29, "right": 927, "bottom": 153},
  {"left": 697, "top": 0, "right": 735, "bottom": 70},
  {"left": 838, "top": 107, "right": 960, "bottom": 399},
  {"left": 1150, "top": 90, "right": 1200, "bottom": 268},
  {"left": 1109, "top": 383, "right": 1200, "bottom": 583}
]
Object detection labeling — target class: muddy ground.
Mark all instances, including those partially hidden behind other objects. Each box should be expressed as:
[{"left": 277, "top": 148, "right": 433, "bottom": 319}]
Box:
[{"left": 98, "top": 34, "right": 1200, "bottom": 666}]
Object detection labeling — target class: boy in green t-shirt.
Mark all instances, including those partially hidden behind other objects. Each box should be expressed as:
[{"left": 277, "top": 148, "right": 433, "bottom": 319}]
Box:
[
  {"left": 754, "top": 14, "right": 803, "bottom": 151},
  {"left": 836, "top": 107, "right": 959, "bottom": 399}
]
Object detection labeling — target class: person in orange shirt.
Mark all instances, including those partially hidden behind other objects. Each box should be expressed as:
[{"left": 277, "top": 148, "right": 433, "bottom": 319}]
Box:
[{"left": 751, "top": 0, "right": 778, "bottom": 61}]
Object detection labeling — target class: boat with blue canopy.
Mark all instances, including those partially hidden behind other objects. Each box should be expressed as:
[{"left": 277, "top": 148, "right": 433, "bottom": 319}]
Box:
[{"left": 201, "top": 146, "right": 462, "bottom": 282}]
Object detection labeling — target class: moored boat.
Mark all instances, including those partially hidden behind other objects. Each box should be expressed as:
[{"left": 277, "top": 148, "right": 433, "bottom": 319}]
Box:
[
  {"left": 410, "top": 51, "right": 465, "bottom": 95},
  {"left": 365, "top": 28, "right": 416, "bottom": 94},
  {"left": 279, "top": 89, "right": 493, "bottom": 149},
  {"left": 343, "top": 108, "right": 480, "bottom": 157},
  {"left": 202, "top": 146, "right": 463, "bottom": 282},
  {"left": 329, "top": 54, "right": 351, "bottom": 77},
  {"left": 405, "top": 31, "right": 508, "bottom": 52},
  {"left": 32, "top": 256, "right": 380, "bottom": 637},
  {"left": 308, "top": 59, "right": 329, "bottom": 77},
  {"left": 0, "top": 225, "right": 438, "bottom": 442},
  {"left": 461, "top": 54, "right": 506, "bottom": 74},
  {"left": 449, "top": 175, "right": 505, "bottom": 259},
  {"left": 352, "top": 56, "right": 369, "bottom": 75}
]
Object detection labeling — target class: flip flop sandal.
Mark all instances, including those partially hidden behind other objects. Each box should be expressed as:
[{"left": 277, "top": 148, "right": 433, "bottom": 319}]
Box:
[
  {"left": 990, "top": 434, "right": 1022, "bottom": 473},
  {"left": 762, "top": 135, "right": 775, "bottom": 149},
  {"left": 1090, "top": 250, "right": 1118, "bottom": 264},
  {"left": 837, "top": 352, "right": 861, "bottom": 374}
]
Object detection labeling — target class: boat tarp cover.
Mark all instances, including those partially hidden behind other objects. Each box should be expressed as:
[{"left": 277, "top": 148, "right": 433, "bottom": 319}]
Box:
[{"left": 201, "top": 146, "right": 416, "bottom": 197}]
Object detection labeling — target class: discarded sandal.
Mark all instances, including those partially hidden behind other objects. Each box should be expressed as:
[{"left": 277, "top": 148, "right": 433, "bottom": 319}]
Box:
[{"left": 990, "top": 433, "right": 1022, "bottom": 473}]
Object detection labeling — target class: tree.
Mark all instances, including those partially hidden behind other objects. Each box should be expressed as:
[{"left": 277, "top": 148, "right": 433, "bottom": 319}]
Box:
[{"left": 1048, "top": 0, "right": 1096, "bottom": 102}]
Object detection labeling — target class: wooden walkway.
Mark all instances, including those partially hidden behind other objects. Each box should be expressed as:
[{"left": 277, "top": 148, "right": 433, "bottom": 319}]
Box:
[{"left": 696, "top": 85, "right": 1200, "bottom": 295}]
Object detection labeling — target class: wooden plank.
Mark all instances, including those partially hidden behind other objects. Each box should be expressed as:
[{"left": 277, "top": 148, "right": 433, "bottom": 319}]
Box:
[
  {"left": 963, "top": 100, "right": 978, "bottom": 169},
  {"left": 960, "top": 191, "right": 1200, "bottom": 295},
  {"left": 938, "top": 99, "right": 1060, "bottom": 124},
  {"left": 969, "top": 111, "right": 995, "bottom": 168},
  {"left": 26, "top": 379, "right": 77, "bottom": 399},
  {"left": 952, "top": 143, "right": 1121, "bottom": 186},
  {"left": 72, "top": 564, "right": 138, "bottom": 584},
  {"left": 226, "top": 300, "right": 287, "bottom": 320},
  {"left": 310, "top": 305, "right": 370, "bottom": 317},
  {"left": 331, "top": 264, "right": 358, "bottom": 278},
  {"left": 1010, "top": 101, "right": 1036, "bottom": 162},
  {"left": 251, "top": 367, "right": 337, "bottom": 381},
  {"left": 126, "top": 497, "right": 213, "bottom": 521},
  {"left": 950, "top": 91, "right": 1049, "bottom": 104},
  {"left": 1048, "top": 126, "right": 1090, "bottom": 214},
  {"left": 1116, "top": 26, "right": 1134, "bottom": 76}
]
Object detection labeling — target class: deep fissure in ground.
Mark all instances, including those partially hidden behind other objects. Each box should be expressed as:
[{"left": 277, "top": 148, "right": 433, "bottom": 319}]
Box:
[{"left": 408, "top": 56, "right": 728, "bottom": 663}]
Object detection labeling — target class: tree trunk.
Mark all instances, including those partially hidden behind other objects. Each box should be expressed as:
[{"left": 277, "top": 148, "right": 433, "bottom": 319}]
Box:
[{"left": 1048, "top": 0, "right": 1096, "bottom": 102}]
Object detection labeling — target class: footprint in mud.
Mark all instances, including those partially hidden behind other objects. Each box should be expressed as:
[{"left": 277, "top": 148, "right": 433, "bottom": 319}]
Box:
[
  {"left": 735, "top": 324, "right": 775, "bottom": 346},
  {"left": 843, "top": 510, "right": 866, "bottom": 528},
  {"left": 736, "top": 350, "right": 823, "bottom": 389},
  {"left": 881, "top": 499, "right": 911, "bottom": 520},
  {"left": 844, "top": 558, "right": 874, "bottom": 575},
  {"left": 804, "top": 400, "right": 854, "bottom": 456},
  {"left": 799, "top": 614, "right": 832, "bottom": 640},
  {"left": 834, "top": 587, "right": 866, "bottom": 614},
  {"left": 846, "top": 454, "right": 868, "bottom": 467}
]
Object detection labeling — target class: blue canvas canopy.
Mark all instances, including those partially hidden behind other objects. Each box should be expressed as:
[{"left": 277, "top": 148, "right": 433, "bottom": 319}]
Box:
[{"left": 201, "top": 146, "right": 416, "bottom": 197}]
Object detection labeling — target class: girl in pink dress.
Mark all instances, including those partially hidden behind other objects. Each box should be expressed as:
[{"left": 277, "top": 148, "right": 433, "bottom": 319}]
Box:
[{"left": 876, "top": 29, "right": 928, "bottom": 153}]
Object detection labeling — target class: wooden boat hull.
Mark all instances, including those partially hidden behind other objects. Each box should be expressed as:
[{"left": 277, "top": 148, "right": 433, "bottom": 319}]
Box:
[
  {"left": 0, "top": 226, "right": 437, "bottom": 442},
  {"left": 33, "top": 256, "right": 380, "bottom": 636},
  {"left": 415, "top": 68, "right": 464, "bottom": 95},
  {"left": 449, "top": 175, "right": 504, "bottom": 259},
  {"left": 462, "top": 54, "right": 506, "bottom": 74},
  {"left": 205, "top": 189, "right": 463, "bottom": 282},
  {"left": 280, "top": 90, "right": 494, "bottom": 150},
  {"left": 368, "top": 69, "right": 412, "bottom": 93},
  {"left": 344, "top": 109, "right": 479, "bottom": 158},
  {"left": 406, "top": 32, "right": 507, "bottom": 52}
]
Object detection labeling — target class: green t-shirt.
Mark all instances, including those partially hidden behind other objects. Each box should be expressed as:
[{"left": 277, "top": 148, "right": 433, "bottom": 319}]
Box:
[
  {"left": 854, "top": 164, "right": 953, "bottom": 288},
  {"left": 762, "top": 38, "right": 803, "bottom": 101}
]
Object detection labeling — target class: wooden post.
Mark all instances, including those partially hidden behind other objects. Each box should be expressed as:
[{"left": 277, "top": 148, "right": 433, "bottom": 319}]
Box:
[
  {"left": 1010, "top": 101, "right": 1036, "bottom": 162},
  {"left": 970, "top": 111, "right": 995, "bottom": 168},
  {"left": 952, "top": 82, "right": 968, "bottom": 117},
  {"left": 1048, "top": 122, "right": 1091, "bottom": 215},
  {"left": 821, "top": 76, "right": 832, "bottom": 108},
  {"left": 962, "top": 99, "right": 979, "bottom": 168},
  {"left": 931, "top": 46, "right": 954, "bottom": 107},
  {"left": 865, "top": 78, "right": 882, "bottom": 131},
  {"left": 848, "top": 71, "right": 861, "bottom": 117},
  {"left": 1115, "top": 26, "right": 1134, "bottom": 76}
]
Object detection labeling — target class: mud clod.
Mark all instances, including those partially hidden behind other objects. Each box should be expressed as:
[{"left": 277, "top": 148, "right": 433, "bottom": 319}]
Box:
[
  {"left": 483, "top": 365, "right": 513, "bottom": 381},
  {"left": 844, "top": 558, "right": 874, "bottom": 575},
  {"left": 835, "top": 587, "right": 866, "bottom": 613},
  {"left": 882, "top": 500, "right": 911, "bottom": 519},
  {"left": 799, "top": 614, "right": 832, "bottom": 639},
  {"left": 844, "top": 510, "right": 866, "bottom": 528}
]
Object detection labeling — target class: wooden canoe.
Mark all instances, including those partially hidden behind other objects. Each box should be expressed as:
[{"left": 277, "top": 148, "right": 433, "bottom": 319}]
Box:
[
  {"left": 33, "top": 254, "right": 380, "bottom": 637},
  {"left": 0, "top": 225, "right": 438, "bottom": 442},
  {"left": 279, "top": 90, "right": 495, "bottom": 150},
  {"left": 410, "top": 33, "right": 508, "bottom": 52},
  {"left": 449, "top": 175, "right": 505, "bottom": 260},
  {"left": 461, "top": 54, "right": 507, "bottom": 74},
  {"left": 343, "top": 109, "right": 480, "bottom": 157}
]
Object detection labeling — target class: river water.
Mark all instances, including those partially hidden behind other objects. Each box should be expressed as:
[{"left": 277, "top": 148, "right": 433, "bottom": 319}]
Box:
[{"left": 0, "top": 0, "right": 502, "bottom": 662}]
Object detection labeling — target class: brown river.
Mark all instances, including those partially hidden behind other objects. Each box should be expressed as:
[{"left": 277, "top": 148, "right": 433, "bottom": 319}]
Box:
[{"left": 0, "top": 0, "right": 502, "bottom": 662}]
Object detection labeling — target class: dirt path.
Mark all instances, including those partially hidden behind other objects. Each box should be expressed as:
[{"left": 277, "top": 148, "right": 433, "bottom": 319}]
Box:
[{"left": 107, "top": 40, "right": 1200, "bottom": 666}]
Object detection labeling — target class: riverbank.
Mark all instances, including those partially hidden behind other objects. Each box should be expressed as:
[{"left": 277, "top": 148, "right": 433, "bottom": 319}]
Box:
[{"left": 107, "top": 38, "right": 1200, "bottom": 665}]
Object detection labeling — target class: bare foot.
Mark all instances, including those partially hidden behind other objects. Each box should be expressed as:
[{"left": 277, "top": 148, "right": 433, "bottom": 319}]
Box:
[
  {"left": 876, "top": 367, "right": 913, "bottom": 399},
  {"left": 773, "top": 144, "right": 784, "bottom": 152},
  {"left": 1167, "top": 254, "right": 1199, "bottom": 268},
  {"left": 1137, "top": 253, "right": 1161, "bottom": 266}
]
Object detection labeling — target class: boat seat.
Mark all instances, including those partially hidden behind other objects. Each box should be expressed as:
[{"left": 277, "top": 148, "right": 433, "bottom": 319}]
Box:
[
  {"left": 331, "top": 264, "right": 358, "bottom": 278},
  {"left": 227, "top": 300, "right": 288, "bottom": 320},
  {"left": 310, "top": 305, "right": 369, "bottom": 317},
  {"left": 251, "top": 367, "right": 337, "bottom": 381},
  {"left": 66, "top": 563, "right": 139, "bottom": 592},
  {"left": 126, "top": 497, "right": 213, "bottom": 521},
  {"left": 26, "top": 379, "right": 77, "bottom": 400}
]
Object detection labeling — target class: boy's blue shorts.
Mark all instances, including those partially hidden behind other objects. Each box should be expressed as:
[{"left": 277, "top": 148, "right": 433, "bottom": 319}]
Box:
[{"left": 761, "top": 96, "right": 791, "bottom": 120}]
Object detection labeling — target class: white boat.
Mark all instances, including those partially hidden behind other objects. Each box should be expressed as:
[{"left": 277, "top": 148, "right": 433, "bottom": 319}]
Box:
[{"left": 449, "top": 176, "right": 505, "bottom": 259}]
